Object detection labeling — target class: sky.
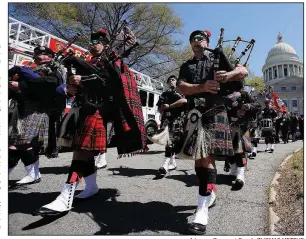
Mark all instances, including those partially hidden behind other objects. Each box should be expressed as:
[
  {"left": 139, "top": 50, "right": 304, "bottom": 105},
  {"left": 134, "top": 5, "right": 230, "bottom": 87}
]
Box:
[
  {"left": 169, "top": 2, "right": 303, "bottom": 77},
  {"left": 8, "top": 2, "right": 303, "bottom": 78}
]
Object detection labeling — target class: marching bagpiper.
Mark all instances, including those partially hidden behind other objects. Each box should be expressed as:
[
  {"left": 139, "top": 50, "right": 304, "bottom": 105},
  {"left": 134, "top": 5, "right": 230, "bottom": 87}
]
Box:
[
  {"left": 225, "top": 87, "right": 260, "bottom": 189},
  {"left": 34, "top": 27, "right": 147, "bottom": 216},
  {"left": 261, "top": 99, "right": 278, "bottom": 152},
  {"left": 154, "top": 75, "right": 187, "bottom": 176},
  {"left": 8, "top": 46, "right": 67, "bottom": 187},
  {"left": 176, "top": 29, "right": 248, "bottom": 235}
]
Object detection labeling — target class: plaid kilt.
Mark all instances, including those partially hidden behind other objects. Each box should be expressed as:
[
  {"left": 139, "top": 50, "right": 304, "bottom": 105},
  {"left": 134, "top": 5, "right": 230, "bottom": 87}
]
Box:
[
  {"left": 207, "top": 111, "right": 234, "bottom": 156},
  {"left": 73, "top": 110, "right": 107, "bottom": 151},
  {"left": 160, "top": 115, "right": 185, "bottom": 145},
  {"left": 179, "top": 107, "right": 234, "bottom": 159},
  {"left": 9, "top": 102, "right": 49, "bottom": 149}
]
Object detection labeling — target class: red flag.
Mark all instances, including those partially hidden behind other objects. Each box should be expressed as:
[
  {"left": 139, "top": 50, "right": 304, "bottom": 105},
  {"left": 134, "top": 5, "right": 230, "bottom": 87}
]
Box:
[{"left": 272, "top": 91, "right": 287, "bottom": 112}]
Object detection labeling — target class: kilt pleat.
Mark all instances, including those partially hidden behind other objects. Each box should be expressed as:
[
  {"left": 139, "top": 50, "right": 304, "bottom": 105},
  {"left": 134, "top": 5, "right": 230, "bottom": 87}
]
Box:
[
  {"left": 179, "top": 108, "right": 234, "bottom": 159},
  {"left": 208, "top": 111, "right": 234, "bottom": 156},
  {"left": 73, "top": 110, "right": 107, "bottom": 151},
  {"left": 9, "top": 103, "right": 49, "bottom": 148}
]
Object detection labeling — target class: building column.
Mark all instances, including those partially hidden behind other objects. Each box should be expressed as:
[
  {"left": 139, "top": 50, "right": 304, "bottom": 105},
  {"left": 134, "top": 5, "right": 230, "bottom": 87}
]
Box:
[
  {"left": 276, "top": 65, "right": 279, "bottom": 79},
  {"left": 293, "top": 65, "right": 296, "bottom": 75},
  {"left": 299, "top": 66, "right": 301, "bottom": 77},
  {"left": 263, "top": 71, "right": 266, "bottom": 82}
]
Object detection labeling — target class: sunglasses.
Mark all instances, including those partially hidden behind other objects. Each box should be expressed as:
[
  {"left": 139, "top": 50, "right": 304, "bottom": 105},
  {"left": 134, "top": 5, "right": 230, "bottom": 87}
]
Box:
[
  {"left": 90, "top": 40, "right": 101, "bottom": 45},
  {"left": 191, "top": 36, "right": 206, "bottom": 42}
]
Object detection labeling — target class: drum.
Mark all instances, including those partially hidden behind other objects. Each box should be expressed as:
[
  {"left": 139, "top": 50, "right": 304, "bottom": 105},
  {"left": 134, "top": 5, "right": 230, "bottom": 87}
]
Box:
[{"left": 260, "top": 118, "right": 273, "bottom": 129}]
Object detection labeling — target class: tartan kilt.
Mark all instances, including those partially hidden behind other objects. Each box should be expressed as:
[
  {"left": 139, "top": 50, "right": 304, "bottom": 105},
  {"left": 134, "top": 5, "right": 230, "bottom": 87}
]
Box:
[
  {"left": 72, "top": 109, "right": 107, "bottom": 151},
  {"left": 160, "top": 115, "right": 185, "bottom": 144},
  {"left": 207, "top": 111, "right": 234, "bottom": 156},
  {"left": 178, "top": 108, "right": 234, "bottom": 159},
  {"left": 9, "top": 103, "right": 49, "bottom": 149}
]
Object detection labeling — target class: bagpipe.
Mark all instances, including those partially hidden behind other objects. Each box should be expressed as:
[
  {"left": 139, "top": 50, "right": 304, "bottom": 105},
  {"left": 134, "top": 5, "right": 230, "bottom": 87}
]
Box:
[
  {"left": 27, "top": 34, "right": 81, "bottom": 76},
  {"left": 63, "top": 20, "right": 139, "bottom": 108},
  {"left": 58, "top": 21, "right": 140, "bottom": 146},
  {"left": 177, "top": 29, "right": 256, "bottom": 160},
  {"left": 204, "top": 28, "right": 255, "bottom": 96},
  {"left": 8, "top": 32, "right": 81, "bottom": 100}
]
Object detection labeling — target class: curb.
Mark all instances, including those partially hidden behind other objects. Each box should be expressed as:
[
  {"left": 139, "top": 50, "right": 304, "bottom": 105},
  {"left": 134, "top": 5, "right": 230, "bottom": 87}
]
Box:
[{"left": 268, "top": 147, "right": 303, "bottom": 235}]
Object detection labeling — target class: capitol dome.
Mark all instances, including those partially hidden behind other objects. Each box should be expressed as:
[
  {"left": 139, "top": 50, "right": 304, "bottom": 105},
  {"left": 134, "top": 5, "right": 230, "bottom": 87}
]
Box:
[
  {"left": 262, "top": 33, "right": 303, "bottom": 83},
  {"left": 265, "top": 33, "right": 300, "bottom": 64}
]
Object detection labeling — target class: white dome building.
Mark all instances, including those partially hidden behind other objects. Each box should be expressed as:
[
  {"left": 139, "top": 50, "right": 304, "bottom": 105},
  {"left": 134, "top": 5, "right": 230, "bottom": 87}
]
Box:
[{"left": 262, "top": 33, "right": 304, "bottom": 115}]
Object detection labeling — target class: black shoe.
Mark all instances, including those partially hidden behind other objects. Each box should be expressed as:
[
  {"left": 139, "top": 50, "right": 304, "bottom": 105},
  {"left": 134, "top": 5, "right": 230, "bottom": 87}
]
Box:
[
  {"left": 188, "top": 223, "right": 206, "bottom": 235},
  {"left": 96, "top": 164, "right": 107, "bottom": 170},
  {"left": 32, "top": 207, "right": 69, "bottom": 217},
  {"left": 269, "top": 149, "right": 274, "bottom": 153},
  {"left": 232, "top": 179, "right": 244, "bottom": 191},
  {"left": 153, "top": 167, "right": 168, "bottom": 180},
  {"left": 157, "top": 167, "right": 168, "bottom": 175},
  {"left": 251, "top": 152, "right": 257, "bottom": 157}
]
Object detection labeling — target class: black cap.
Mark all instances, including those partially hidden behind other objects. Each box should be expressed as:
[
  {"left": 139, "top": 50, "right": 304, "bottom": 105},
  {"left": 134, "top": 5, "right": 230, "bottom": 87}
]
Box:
[
  {"left": 91, "top": 28, "right": 110, "bottom": 44},
  {"left": 34, "top": 46, "right": 55, "bottom": 58},
  {"left": 189, "top": 30, "right": 211, "bottom": 43}
]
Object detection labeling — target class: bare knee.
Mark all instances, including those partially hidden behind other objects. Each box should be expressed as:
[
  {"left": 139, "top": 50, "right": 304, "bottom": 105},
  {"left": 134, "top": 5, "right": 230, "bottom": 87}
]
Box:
[{"left": 200, "top": 155, "right": 215, "bottom": 168}]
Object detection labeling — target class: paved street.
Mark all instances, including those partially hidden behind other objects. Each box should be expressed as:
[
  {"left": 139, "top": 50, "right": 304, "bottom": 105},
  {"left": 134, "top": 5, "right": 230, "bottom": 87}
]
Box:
[{"left": 9, "top": 140, "right": 303, "bottom": 236}]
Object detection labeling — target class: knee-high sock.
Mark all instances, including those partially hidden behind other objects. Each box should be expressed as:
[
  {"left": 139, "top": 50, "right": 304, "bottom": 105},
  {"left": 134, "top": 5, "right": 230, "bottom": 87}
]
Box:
[
  {"left": 66, "top": 159, "right": 96, "bottom": 183},
  {"left": 20, "top": 149, "right": 39, "bottom": 166},
  {"left": 165, "top": 145, "right": 174, "bottom": 158},
  {"left": 9, "top": 150, "right": 21, "bottom": 170},
  {"left": 235, "top": 153, "right": 246, "bottom": 167},
  {"left": 196, "top": 167, "right": 217, "bottom": 196}
]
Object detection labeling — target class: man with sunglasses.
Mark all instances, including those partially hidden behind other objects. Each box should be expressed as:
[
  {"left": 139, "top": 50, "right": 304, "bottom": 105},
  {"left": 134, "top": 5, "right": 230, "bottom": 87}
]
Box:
[
  {"left": 86, "top": 30, "right": 136, "bottom": 169},
  {"left": 35, "top": 28, "right": 147, "bottom": 216},
  {"left": 177, "top": 29, "right": 248, "bottom": 235},
  {"left": 155, "top": 75, "right": 187, "bottom": 177},
  {"left": 8, "top": 46, "right": 67, "bottom": 188}
]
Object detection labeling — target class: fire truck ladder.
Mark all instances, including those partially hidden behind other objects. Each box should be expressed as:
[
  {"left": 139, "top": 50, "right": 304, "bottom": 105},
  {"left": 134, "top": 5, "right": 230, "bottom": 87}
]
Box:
[
  {"left": 9, "top": 17, "right": 51, "bottom": 53},
  {"left": 131, "top": 68, "right": 164, "bottom": 91}
]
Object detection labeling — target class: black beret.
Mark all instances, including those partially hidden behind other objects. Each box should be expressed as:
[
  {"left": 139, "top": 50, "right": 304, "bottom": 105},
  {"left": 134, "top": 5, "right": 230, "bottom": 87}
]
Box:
[
  {"left": 91, "top": 28, "right": 110, "bottom": 44},
  {"left": 189, "top": 30, "right": 211, "bottom": 43}
]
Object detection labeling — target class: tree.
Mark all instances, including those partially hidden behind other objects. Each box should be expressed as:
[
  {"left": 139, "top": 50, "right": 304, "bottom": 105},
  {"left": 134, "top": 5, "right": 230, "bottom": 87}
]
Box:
[
  {"left": 9, "top": 3, "right": 185, "bottom": 80},
  {"left": 244, "top": 76, "right": 265, "bottom": 93}
]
